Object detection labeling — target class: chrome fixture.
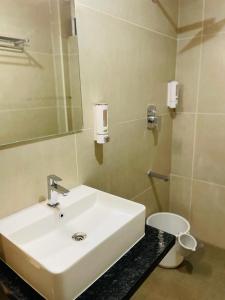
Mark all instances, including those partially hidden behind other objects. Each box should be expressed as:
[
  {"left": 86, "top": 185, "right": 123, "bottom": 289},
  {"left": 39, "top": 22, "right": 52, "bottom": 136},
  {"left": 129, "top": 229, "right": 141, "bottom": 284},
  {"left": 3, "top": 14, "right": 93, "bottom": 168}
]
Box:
[
  {"left": 147, "top": 170, "right": 169, "bottom": 182},
  {"left": 0, "top": 35, "right": 29, "bottom": 52},
  {"left": 47, "top": 175, "right": 70, "bottom": 207},
  {"left": 147, "top": 105, "right": 159, "bottom": 129}
]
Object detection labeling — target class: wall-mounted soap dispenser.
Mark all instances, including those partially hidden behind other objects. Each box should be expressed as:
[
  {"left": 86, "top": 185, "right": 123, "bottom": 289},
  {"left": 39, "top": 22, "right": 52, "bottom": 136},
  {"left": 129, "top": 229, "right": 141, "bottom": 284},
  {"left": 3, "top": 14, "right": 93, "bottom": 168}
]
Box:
[
  {"left": 94, "top": 103, "right": 109, "bottom": 144},
  {"left": 167, "top": 81, "right": 179, "bottom": 109}
]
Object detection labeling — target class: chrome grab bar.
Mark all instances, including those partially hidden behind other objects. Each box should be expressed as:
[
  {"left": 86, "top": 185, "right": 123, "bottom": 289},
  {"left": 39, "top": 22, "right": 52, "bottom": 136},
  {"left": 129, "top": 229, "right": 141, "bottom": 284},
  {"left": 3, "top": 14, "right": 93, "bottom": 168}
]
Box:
[{"left": 147, "top": 170, "right": 169, "bottom": 182}]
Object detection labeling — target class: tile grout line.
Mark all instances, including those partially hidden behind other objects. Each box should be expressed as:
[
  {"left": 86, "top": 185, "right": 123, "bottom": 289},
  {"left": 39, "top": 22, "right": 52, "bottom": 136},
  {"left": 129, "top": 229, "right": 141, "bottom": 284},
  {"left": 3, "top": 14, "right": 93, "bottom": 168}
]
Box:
[
  {"left": 189, "top": 0, "right": 205, "bottom": 222},
  {"left": 23, "top": 50, "right": 77, "bottom": 56},
  {"left": 80, "top": 113, "right": 170, "bottom": 132},
  {"left": 132, "top": 186, "right": 152, "bottom": 201},
  {"left": 77, "top": 3, "right": 177, "bottom": 41},
  {"left": 116, "top": 113, "right": 169, "bottom": 125},
  {"left": 177, "top": 30, "right": 225, "bottom": 41},
  {"left": 132, "top": 179, "right": 167, "bottom": 203},
  {"left": 172, "top": 112, "right": 225, "bottom": 116},
  {"left": 0, "top": 106, "right": 59, "bottom": 113},
  {"left": 171, "top": 173, "right": 225, "bottom": 191}
]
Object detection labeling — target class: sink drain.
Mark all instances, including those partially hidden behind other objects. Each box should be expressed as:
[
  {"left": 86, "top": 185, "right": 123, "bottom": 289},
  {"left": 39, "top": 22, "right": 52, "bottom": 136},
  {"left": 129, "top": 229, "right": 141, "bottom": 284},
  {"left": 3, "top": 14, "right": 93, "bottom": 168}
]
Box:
[{"left": 72, "top": 232, "right": 87, "bottom": 241}]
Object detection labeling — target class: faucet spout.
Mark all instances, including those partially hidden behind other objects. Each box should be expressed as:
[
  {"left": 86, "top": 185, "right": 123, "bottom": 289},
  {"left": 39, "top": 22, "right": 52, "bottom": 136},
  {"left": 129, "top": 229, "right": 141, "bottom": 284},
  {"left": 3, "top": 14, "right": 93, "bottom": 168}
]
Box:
[
  {"left": 47, "top": 175, "right": 70, "bottom": 207},
  {"left": 51, "top": 183, "right": 70, "bottom": 196}
]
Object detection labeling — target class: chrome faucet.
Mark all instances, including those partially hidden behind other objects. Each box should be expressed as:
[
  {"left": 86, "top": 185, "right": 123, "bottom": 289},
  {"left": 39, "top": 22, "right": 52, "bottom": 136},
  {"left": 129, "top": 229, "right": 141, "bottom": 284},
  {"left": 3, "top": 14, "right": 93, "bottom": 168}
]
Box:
[{"left": 47, "top": 175, "right": 70, "bottom": 207}]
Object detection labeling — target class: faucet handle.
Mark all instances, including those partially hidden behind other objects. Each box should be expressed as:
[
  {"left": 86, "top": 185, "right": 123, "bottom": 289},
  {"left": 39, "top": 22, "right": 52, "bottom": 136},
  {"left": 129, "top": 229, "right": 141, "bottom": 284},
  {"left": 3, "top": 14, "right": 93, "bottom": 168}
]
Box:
[{"left": 47, "top": 174, "right": 62, "bottom": 184}]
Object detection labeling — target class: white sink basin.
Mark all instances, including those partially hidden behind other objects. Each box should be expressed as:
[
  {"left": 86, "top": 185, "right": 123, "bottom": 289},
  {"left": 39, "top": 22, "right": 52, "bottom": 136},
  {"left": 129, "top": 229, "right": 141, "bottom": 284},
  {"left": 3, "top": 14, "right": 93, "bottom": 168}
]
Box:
[{"left": 0, "top": 185, "right": 145, "bottom": 300}]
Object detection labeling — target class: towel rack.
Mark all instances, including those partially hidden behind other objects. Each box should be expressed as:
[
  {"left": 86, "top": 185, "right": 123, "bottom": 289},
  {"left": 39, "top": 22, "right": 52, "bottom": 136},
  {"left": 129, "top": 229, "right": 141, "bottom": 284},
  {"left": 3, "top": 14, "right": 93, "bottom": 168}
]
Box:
[{"left": 0, "top": 35, "right": 29, "bottom": 51}]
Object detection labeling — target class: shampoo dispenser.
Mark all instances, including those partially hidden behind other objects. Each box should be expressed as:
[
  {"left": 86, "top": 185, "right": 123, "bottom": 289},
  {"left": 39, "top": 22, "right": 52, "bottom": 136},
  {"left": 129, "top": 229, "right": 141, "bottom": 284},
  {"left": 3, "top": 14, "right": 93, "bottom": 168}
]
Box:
[
  {"left": 94, "top": 103, "right": 109, "bottom": 144},
  {"left": 167, "top": 80, "right": 179, "bottom": 109}
]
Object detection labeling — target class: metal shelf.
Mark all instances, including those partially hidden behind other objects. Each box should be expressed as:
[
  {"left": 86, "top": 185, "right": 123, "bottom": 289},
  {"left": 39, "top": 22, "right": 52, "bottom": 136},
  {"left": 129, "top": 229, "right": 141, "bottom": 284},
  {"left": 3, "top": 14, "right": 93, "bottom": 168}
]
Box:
[{"left": 0, "top": 35, "right": 29, "bottom": 51}]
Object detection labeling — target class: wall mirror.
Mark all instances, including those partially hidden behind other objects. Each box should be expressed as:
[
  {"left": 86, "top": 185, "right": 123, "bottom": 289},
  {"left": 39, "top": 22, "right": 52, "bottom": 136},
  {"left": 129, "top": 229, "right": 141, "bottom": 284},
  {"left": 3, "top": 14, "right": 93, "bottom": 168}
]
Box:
[{"left": 0, "top": 0, "right": 82, "bottom": 148}]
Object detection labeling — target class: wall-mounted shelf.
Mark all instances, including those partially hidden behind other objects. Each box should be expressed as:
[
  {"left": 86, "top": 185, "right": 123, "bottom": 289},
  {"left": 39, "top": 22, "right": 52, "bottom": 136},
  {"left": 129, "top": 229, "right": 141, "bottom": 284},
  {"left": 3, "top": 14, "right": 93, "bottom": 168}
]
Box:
[{"left": 0, "top": 35, "right": 29, "bottom": 51}]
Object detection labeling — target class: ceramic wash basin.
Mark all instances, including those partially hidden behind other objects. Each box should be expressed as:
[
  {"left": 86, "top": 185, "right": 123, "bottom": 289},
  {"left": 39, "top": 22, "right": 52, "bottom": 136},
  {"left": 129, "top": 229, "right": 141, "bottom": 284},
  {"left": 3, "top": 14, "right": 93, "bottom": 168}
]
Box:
[{"left": 0, "top": 185, "right": 145, "bottom": 300}]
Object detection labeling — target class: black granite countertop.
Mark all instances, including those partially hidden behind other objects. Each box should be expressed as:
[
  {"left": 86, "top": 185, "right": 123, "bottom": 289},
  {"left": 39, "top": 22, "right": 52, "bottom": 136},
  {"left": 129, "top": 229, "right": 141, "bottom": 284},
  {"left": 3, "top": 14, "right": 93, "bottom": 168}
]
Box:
[{"left": 0, "top": 226, "right": 175, "bottom": 300}]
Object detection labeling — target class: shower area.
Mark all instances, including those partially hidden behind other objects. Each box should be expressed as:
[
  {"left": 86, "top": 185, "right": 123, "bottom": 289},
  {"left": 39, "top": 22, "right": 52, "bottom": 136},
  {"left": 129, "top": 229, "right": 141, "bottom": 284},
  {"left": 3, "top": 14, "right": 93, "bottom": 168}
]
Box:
[{"left": 134, "top": 0, "right": 225, "bottom": 299}]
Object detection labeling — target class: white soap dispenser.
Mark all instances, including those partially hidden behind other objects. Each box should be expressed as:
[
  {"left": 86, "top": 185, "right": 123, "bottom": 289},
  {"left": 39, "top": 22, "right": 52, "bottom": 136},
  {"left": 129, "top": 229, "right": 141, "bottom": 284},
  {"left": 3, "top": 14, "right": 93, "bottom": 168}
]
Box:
[
  {"left": 94, "top": 103, "right": 109, "bottom": 144},
  {"left": 167, "top": 80, "right": 179, "bottom": 109}
]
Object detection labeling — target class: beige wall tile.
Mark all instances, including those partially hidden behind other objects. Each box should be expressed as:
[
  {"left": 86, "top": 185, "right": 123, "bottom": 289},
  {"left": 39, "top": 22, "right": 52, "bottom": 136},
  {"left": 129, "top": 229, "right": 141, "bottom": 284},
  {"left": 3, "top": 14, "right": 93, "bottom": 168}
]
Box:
[
  {"left": 77, "top": 5, "right": 176, "bottom": 129},
  {"left": 191, "top": 180, "right": 225, "bottom": 249},
  {"left": 170, "top": 175, "right": 191, "bottom": 220},
  {"left": 52, "top": 54, "right": 66, "bottom": 104},
  {"left": 153, "top": 180, "right": 170, "bottom": 212},
  {"left": 152, "top": 114, "right": 172, "bottom": 175},
  {"left": 0, "top": 0, "right": 78, "bottom": 146},
  {"left": 171, "top": 113, "right": 195, "bottom": 177},
  {"left": 67, "top": 107, "right": 83, "bottom": 132},
  {"left": 0, "top": 51, "right": 60, "bottom": 145},
  {"left": 1, "top": 0, "right": 53, "bottom": 53},
  {"left": 133, "top": 189, "right": 155, "bottom": 219},
  {"left": 77, "top": 115, "right": 170, "bottom": 198},
  {"left": 68, "top": 54, "right": 82, "bottom": 108},
  {"left": 56, "top": 106, "right": 68, "bottom": 134},
  {"left": 76, "top": 119, "right": 154, "bottom": 199},
  {"left": 204, "top": 0, "right": 225, "bottom": 35},
  {"left": 77, "top": 0, "right": 178, "bottom": 38},
  {"left": 0, "top": 135, "right": 78, "bottom": 218},
  {"left": 198, "top": 34, "right": 225, "bottom": 113},
  {"left": 0, "top": 108, "right": 58, "bottom": 146},
  {"left": 76, "top": 115, "right": 172, "bottom": 201},
  {"left": 0, "top": 53, "right": 56, "bottom": 110},
  {"left": 133, "top": 180, "right": 169, "bottom": 218},
  {"left": 176, "top": 37, "right": 201, "bottom": 112},
  {"left": 178, "top": 0, "right": 204, "bottom": 39},
  {"left": 171, "top": 0, "right": 225, "bottom": 249},
  {"left": 194, "top": 115, "right": 225, "bottom": 186}
]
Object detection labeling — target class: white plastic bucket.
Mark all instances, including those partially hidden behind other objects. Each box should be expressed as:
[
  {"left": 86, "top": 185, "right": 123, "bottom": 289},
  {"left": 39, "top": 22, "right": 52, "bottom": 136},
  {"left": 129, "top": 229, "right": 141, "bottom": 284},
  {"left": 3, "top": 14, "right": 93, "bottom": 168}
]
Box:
[{"left": 146, "top": 212, "right": 197, "bottom": 268}]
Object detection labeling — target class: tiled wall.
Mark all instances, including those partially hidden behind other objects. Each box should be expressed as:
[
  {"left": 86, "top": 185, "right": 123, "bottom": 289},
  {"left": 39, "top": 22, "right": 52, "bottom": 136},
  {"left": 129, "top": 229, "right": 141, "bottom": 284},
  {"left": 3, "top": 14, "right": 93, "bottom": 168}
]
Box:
[
  {"left": 75, "top": 0, "right": 178, "bottom": 217},
  {"left": 0, "top": 0, "right": 178, "bottom": 220},
  {"left": 170, "top": 0, "right": 225, "bottom": 249},
  {"left": 0, "top": 0, "right": 82, "bottom": 145},
  {"left": 0, "top": 0, "right": 58, "bottom": 145}
]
